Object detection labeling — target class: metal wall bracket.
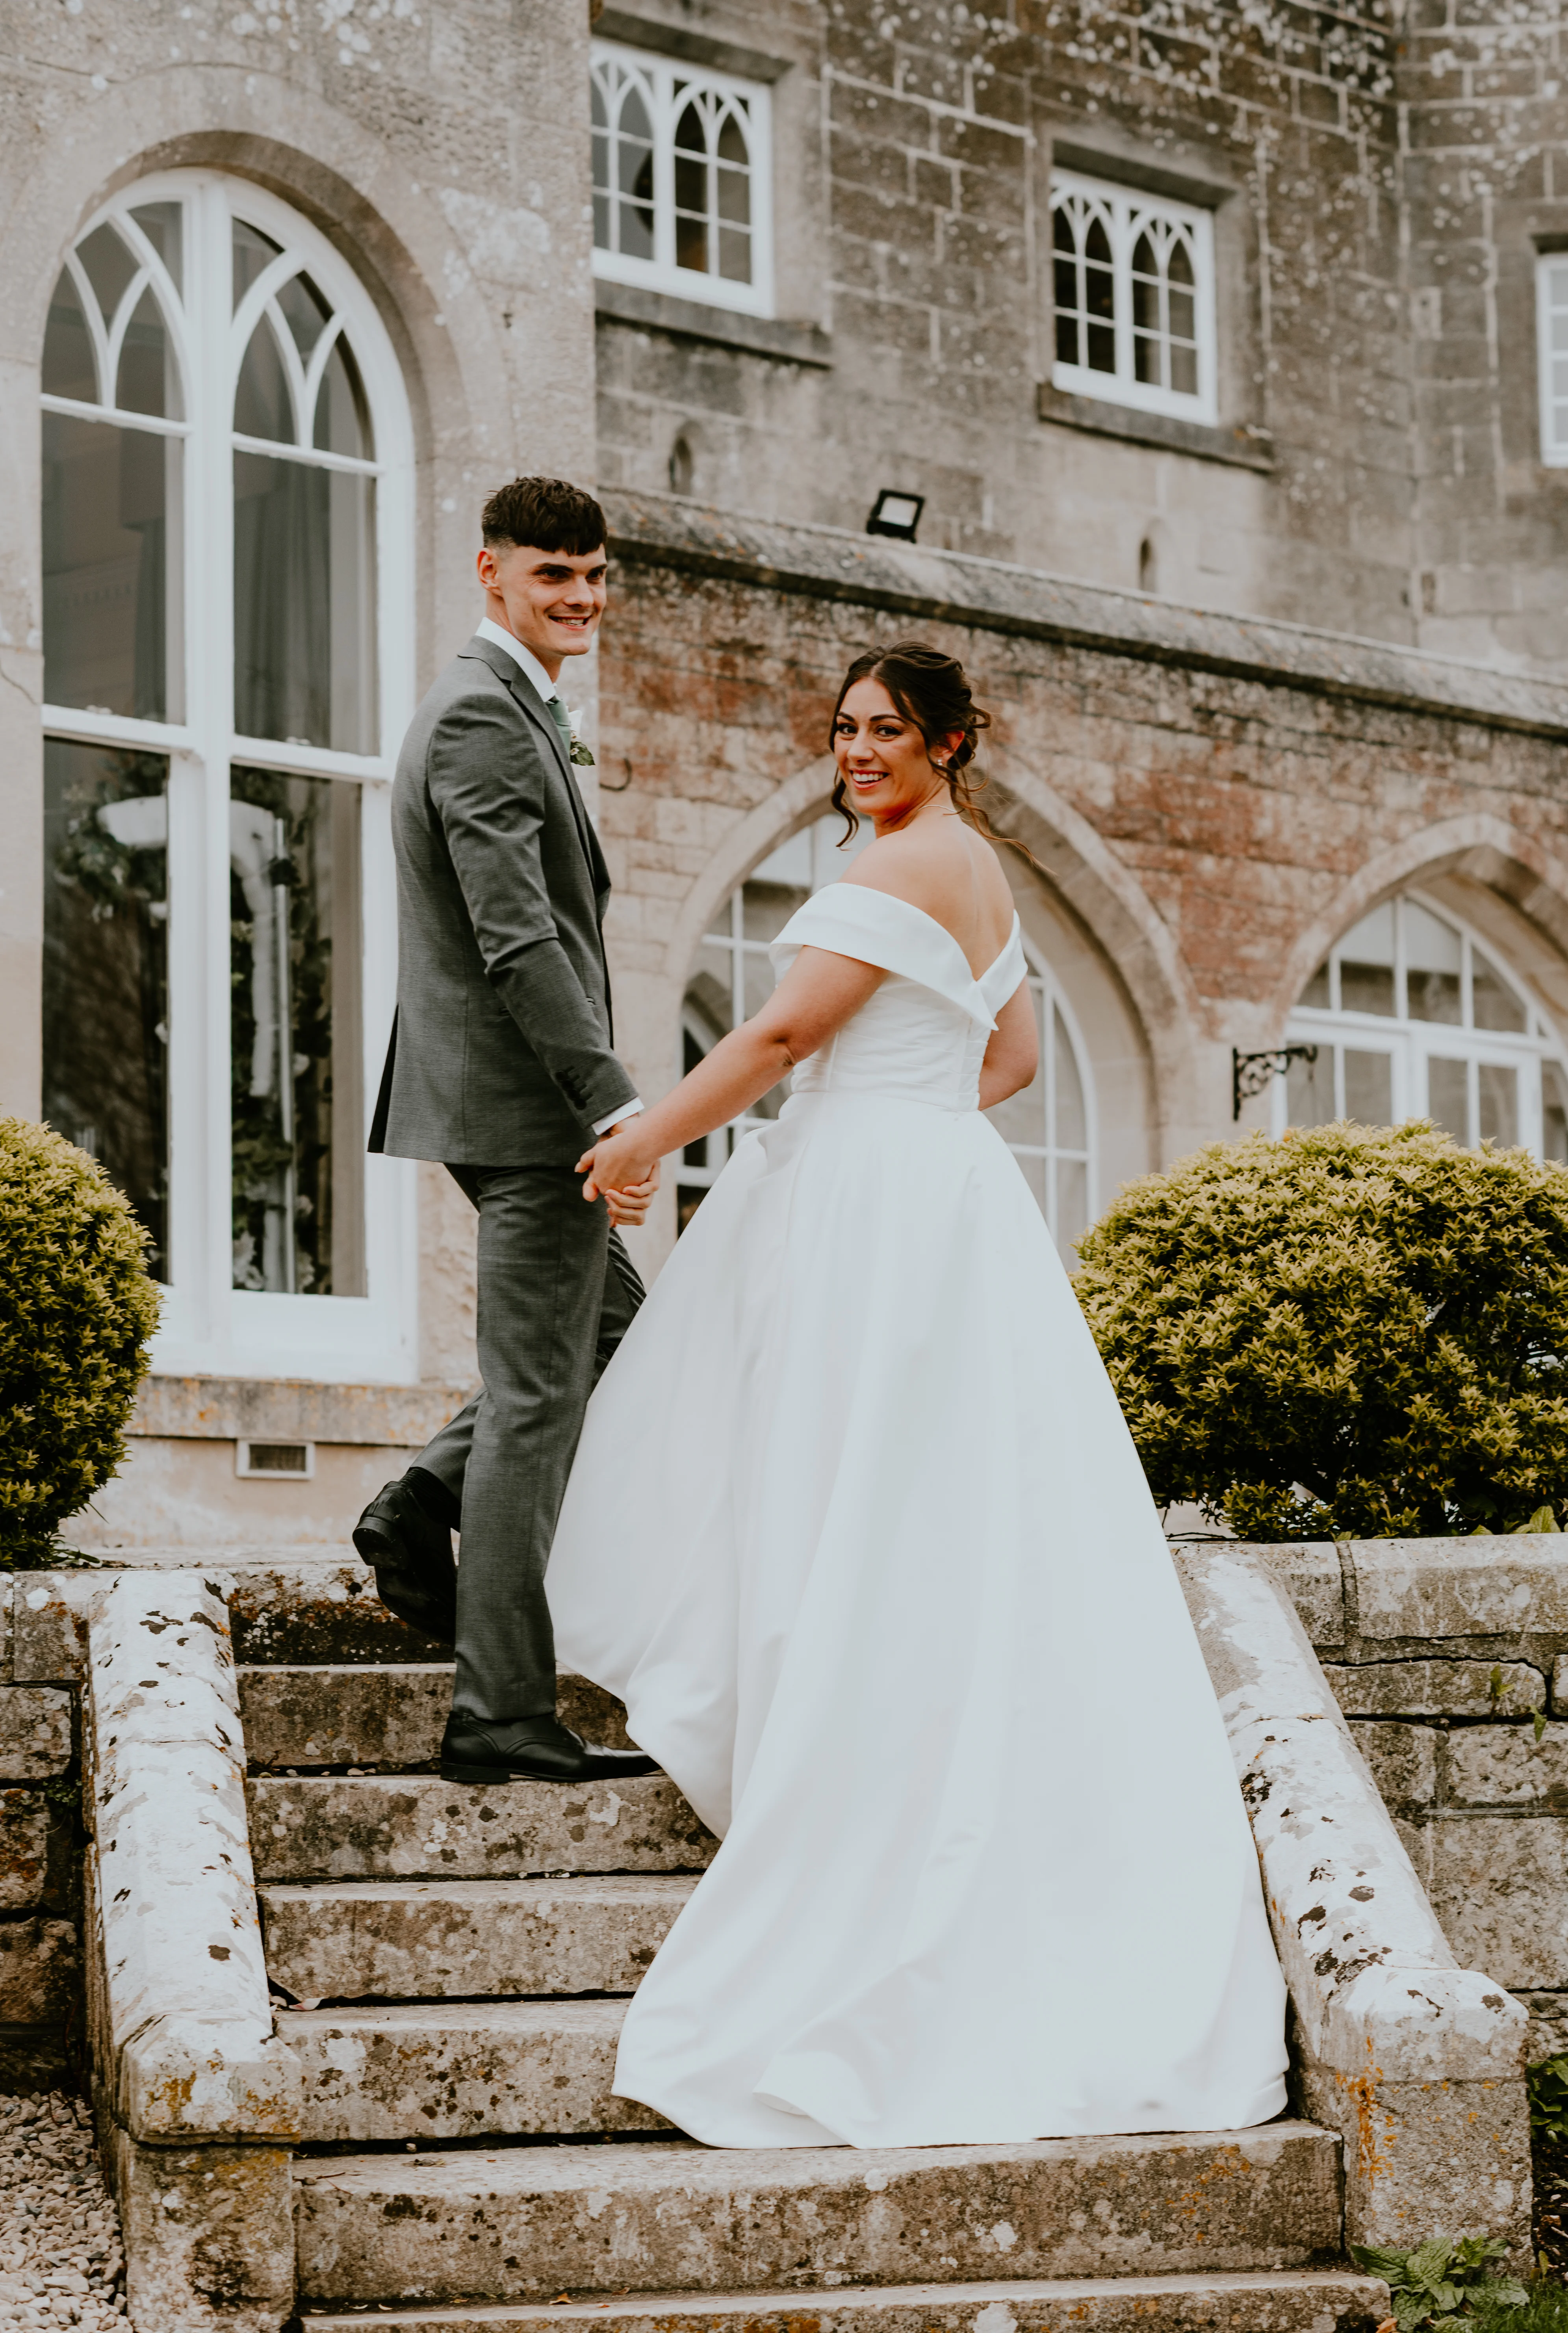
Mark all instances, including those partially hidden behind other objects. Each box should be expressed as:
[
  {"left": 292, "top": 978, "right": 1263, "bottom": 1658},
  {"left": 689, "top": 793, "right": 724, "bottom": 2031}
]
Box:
[{"left": 1232, "top": 1044, "right": 1318, "bottom": 1122}]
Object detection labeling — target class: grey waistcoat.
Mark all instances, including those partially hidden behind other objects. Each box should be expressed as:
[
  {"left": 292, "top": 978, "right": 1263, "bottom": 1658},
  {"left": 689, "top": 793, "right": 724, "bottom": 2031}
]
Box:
[{"left": 368, "top": 635, "right": 638, "bottom": 1167}]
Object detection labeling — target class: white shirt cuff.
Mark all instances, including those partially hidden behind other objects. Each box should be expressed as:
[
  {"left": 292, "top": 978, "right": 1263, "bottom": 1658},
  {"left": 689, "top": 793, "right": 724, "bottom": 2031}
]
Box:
[{"left": 592, "top": 1098, "right": 644, "bottom": 1137}]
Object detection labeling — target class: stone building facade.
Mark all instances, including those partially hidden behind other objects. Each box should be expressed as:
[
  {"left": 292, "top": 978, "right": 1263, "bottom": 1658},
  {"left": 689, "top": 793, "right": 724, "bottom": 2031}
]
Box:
[{"left": 0, "top": 0, "right": 1565, "bottom": 1556}]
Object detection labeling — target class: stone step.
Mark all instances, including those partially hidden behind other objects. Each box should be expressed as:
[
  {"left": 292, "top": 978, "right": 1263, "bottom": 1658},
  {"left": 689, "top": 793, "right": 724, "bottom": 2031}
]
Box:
[
  {"left": 249, "top": 1773, "right": 714, "bottom": 1883},
  {"left": 288, "top": 1998, "right": 671, "bottom": 2140},
  {"left": 260, "top": 1874, "right": 694, "bottom": 2002},
  {"left": 293, "top": 2126, "right": 1342, "bottom": 2304},
  {"left": 293, "top": 2270, "right": 1390, "bottom": 2333},
  {"left": 238, "top": 1664, "right": 629, "bottom": 1770}
]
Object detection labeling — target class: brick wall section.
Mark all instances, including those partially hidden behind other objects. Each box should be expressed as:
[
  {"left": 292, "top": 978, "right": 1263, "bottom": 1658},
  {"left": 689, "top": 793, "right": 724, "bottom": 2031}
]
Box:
[
  {"left": 0, "top": 1587, "right": 79, "bottom": 2087},
  {"left": 597, "top": 0, "right": 1568, "bottom": 668}
]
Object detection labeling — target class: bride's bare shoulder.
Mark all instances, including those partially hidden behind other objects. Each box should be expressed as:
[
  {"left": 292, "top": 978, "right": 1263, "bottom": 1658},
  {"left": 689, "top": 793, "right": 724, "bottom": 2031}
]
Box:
[{"left": 840, "top": 828, "right": 1012, "bottom": 922}]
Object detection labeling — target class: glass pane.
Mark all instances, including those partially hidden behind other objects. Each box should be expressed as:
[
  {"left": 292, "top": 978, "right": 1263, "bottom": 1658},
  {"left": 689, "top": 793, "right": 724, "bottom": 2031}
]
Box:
[
  {"left": 1052, "top": 1003, "right": 1087, "bottom": 1148},
  {"left": 1544, "top": 1062, "right": 1568, "bottom": 1165},
  {"left": 234, "top": 315, "right": 295, "bottom": 442},
  {"left": 115, "top": 284, "right": 182, "bottom": 420},
  {"left": 1427, "top": 1055, "right": 1469, "bottom": 1144},
  {"left": 1053, "top": 206, "right": 1076, "bottom": 254},
  {"left": 675, "top": 97, "right": 707, "bottom": 155},
  {"left": 1472, "top": 948, "right": 1526, "bottom": 1033},
  {"left": 1343, "top": 1048, "right": 1393, "bottom": 1125},
  {"left": 230, "top": 767, "right": 364, "bottom": 1297},
  {"left": 1286, "top": 1047, "right": 1334, "bottom": 1127},
  {"left": 1170, "top": 342, "right": 1198, "bottom": 396},
  {"left": 42, "top": 267, "right": 98, "bottom": 403},
  {"left": 1086, "top": 215, "right": 1112, "bottom": 266},
  {"left": 1055, "top": 306, "right": 1080, "bottom": 366},
  {"left": 1169, "top": 236, "right": 1195, "bottom": 286},
  {"left": 1339, "top": 960, "right": 1395, "bottom": 1016},
  {"left": 742, "top": 878, "right": 809, "bottom": 945},
  {"left": 234, "top": 453, "right": 377, "bottom": 752},
  {"left": 233, "top": 218, "right": 283, "bottom": 311},
  {"left": 313, "top": 334, "right": 373, "bottom": 459},
  {"left": 742, "top": 942, "right": 778, "bottom": 1024},
  {"left": 1403, "top": 899, "right": 1461, "bottom": 1023},
  {"left": 1339, "top": 902, "right": 1394, "bottom": 960},
  {"left": 276, "top": 270, "right": 331, "bottom": 363},
  {"left": 42, "top": 411, "right": 184, "bottom": 722},
  {"left": 42, "top": 741, "right": 169, "bottom": 1278},
  {"left": 130, "top": 202, "right": 183, "bottom": 293},
  {"left": 1299, "top": 960, "right": 1330, "bottom": 1007},
  {"left": 718, "top": 111, "right": 748, "bottom": 167},
  {"left": 1055, "top": 1158, "right": 1089, "bottom": 1251},
  {"left": 1479, "top": 1062, "right": 1518, "bottom": 1146},
  {"left": 718, "top": 228, "right": 752, "bottom": 283},
  {"left": 75, "top": 223, "right": 137, "bottom": 332}
]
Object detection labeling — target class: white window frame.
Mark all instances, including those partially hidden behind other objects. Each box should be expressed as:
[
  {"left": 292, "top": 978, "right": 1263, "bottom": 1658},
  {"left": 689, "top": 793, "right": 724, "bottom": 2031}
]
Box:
[
  {"left": 1271, "top": 889, "right": 1568, "bottom": 1157},
  {"left": 1537, "top": 249, "right": 1568, "bottom": 468},
  {"left": 679, "top": 816, "right": 1097, "bottom": 1253},
  {"left": 591, "top": 37, "right": 774, "bottom": 318},
  {"left": 1050, "top": 167, "right": 1217, "bottom": 426},
  {"left": 41, "top": 171, "right": 418, "bottom": 1384}
]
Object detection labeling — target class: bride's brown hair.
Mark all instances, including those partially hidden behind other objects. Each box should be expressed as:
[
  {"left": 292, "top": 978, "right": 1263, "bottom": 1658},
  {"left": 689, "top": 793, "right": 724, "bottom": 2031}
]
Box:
[{"left": 828, "top": 641, "right": 1033, "bottom": 863}]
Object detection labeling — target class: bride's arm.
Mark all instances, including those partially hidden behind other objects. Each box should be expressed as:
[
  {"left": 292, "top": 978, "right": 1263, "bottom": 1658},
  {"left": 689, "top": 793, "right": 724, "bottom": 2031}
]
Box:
[
  {"left": 977, "top": 982, "right": 1039, "bottom": 1112},
  {"left": 577, "top": 947, "right": 884, "bottom": 1201}
]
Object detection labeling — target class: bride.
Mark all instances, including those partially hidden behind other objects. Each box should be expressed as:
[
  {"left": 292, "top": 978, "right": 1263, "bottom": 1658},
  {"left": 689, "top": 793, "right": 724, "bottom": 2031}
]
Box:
[{"left": 547, "top": 641, "right": 1287, "bottom": 2150}]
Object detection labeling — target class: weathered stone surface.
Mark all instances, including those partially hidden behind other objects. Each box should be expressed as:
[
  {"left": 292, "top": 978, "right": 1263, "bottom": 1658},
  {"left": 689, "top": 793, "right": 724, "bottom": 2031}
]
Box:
[
  {"left": 249, "top": 1773, "right": 714, "bottom": 1883},
  {"left": 1448, "top": 1724, "right": 1568, "bottom": 1806},
  {"left": 1346, "top": 1540, "right": 1568, "bottom": 1643},
  {"left": 1430, "top": 1818, "right": 1568, "bottom": 1988},
  {"left": 293, "top": 2127, "right": 1343, "bottom": 2303},
  {"left": 0, "top": 1917, "right": 77, "bottom": 2022},
  {"left": 11, "top": 1571, "right": 109, "bottom": 1684},
  {"left": 289, "top": 1997, "right": 671, "bottom": 2140},
  {"left": 1347, "top": 1722, "right": 1438, "bottom": 1809},
  {"left": 225, "top": 1561, "right": 447, "bottom": 1667},
  {"left": 1517, "top": 1991, "right": 1568, "bottom": 2064},
  {"left": 1297, "top": 2058, "right": 1530, "bottom": 2259},
  {"left": 1327, "top": 1661, "right": 1544, "bottom": 1718},
  {"left": 1551, "top": 1655, "right": 1568, "bottom": 1716},
  {"left": 112, "top": 2130, "right": 295, "bottom": 2333},
  {"left": 238, "top": 1662, "right": 633, "bottom": 1768},
  {"left": 85, "top": 1573, "right": 301, "bottom": 2143},
  {"left": 1232, "top": 1542, "right": 1345, "bottom": 1649},
  {"left": 0, "top": 1685, "right": 72, "bottom": 1778},
  {"left": 0, "top": 1790, "right": 51, "bottom": 1909},
  {"left": 298, "top": 2269, "right": 1394, "bottom": 2333},
  {"left": 260, "top": 1874, "right": 693, "bottom": 2002}
]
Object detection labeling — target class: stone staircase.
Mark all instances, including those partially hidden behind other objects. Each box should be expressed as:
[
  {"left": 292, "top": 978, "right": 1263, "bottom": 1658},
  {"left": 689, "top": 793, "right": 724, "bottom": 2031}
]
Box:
[{"left": 238, "top": 1650, "right": 1389, "bottom": 2331}]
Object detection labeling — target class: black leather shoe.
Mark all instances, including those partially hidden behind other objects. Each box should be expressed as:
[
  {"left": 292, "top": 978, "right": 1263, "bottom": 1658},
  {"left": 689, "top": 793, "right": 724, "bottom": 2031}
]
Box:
[
  {"left": 440, "top": 1713, "right": 657, "bottom": 1784},
  {"left": 353, "top": 1479, "right": 457, "bottom": 1646}
]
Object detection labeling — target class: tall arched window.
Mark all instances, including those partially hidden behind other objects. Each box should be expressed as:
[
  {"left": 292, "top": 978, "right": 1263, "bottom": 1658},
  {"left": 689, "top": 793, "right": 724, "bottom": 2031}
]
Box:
[
  {"left": 678, "top": 814, "right": 1098, "bottom": 1250},
  {"left": 40, "top": 173, "right": 415, "bottom": 1380},
  {"left": 1276, "top": 891, "right": 1568, "bottom": 1159}
]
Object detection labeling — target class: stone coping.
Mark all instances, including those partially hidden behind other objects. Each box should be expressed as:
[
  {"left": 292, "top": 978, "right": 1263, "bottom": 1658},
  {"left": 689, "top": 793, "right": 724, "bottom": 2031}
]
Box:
[
  {"left": 128, "top": 1375, "right": 474, "bottom": 1446},
  {"left": 602, "top": 488, "right": 1568, "bottom": 741}
]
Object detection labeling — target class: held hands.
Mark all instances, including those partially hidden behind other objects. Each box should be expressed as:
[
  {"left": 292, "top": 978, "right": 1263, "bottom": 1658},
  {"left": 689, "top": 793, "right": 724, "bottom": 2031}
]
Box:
[{"left": 578, "top": 1125, "right": 662, "bottom": 1225}]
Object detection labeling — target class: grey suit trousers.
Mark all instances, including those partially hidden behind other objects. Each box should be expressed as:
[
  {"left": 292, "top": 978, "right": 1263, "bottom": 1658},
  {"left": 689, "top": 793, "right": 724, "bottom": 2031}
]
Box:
[{"left": 415, "top": 1166, "right": 645, "bottom": 1724}]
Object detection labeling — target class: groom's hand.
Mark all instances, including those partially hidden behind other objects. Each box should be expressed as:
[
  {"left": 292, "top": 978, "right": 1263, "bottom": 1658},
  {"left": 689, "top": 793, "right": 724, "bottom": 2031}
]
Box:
[
  {"left": 578, "top": 1128, "right": 662, "bottom": 1212},
  {"left": 603, "top": 1168, "right": 659, "bottom": 1228}
]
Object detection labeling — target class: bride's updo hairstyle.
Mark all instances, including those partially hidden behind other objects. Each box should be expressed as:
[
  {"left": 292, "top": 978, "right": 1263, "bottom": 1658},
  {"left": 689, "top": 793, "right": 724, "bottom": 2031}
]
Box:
[{"left": 829, "top": 640, "right": 1027, "bottom": 858}]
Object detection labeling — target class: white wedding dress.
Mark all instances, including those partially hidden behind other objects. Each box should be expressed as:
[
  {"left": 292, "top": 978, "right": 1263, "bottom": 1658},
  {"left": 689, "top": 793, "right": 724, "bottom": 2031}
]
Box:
[{"left": 546, "top": 885, "right": 1288, "bottom": 2149}]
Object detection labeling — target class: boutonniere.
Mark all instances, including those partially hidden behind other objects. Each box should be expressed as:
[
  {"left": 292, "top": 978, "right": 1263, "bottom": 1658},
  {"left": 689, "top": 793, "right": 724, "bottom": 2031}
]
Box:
[{"left": 565, "top": 706, "right": 595, "bottom": 767}]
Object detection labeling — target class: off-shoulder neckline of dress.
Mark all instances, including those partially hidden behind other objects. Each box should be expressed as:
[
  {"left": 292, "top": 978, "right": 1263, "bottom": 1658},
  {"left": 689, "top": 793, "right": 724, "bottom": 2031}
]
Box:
[{"left": 797, "top": 883, "right": 1020, "bottom": 983}]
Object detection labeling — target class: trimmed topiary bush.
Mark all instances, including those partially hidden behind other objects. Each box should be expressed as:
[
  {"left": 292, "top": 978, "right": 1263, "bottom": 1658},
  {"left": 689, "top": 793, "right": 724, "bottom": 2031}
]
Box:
[
  {"left": 0, "top": 1119, "right": 159, "bottom": 1565},
  {"left": 1076, "top": 1120, "right": 1568, "bottom": 1542}
]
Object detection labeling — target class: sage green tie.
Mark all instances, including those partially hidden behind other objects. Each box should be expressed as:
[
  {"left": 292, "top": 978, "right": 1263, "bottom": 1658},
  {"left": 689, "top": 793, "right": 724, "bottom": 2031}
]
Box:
[{"left": 544, "top": 694, "right": 573, "bottom": 762}]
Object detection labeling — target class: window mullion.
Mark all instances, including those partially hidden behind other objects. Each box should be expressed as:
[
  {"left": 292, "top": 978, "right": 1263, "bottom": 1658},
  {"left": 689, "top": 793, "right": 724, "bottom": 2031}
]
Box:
[{"left": 655, "top": 64, "right": 675, "bottom": 276}]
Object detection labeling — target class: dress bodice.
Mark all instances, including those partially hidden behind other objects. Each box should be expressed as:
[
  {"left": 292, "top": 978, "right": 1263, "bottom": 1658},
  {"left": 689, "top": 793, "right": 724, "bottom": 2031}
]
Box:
[{"left": 770, "top": 887, "right": 1026, "bottom": 1113}]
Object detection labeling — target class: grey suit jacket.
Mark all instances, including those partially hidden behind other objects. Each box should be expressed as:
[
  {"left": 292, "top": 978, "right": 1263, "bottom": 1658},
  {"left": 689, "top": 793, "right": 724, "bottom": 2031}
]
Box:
[{"left": 368, "top": 635, "right": 638, "bottom": 1166}]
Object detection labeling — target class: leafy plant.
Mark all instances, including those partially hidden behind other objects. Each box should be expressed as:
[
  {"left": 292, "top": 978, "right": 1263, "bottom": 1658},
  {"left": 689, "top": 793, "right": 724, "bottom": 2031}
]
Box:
[
  {"left": 1529, "top": 2055, "right": 1568, "bottom": 2146},
  {"left": 1075, "top": 1122, "right": 1568, "bottom": 1540},
  {"left": 1350, "top": 2235, "right": 1527, "bottom": 2329},
  {"left": 0, "top": 1118, "right": 159, "bottom": 1566}
]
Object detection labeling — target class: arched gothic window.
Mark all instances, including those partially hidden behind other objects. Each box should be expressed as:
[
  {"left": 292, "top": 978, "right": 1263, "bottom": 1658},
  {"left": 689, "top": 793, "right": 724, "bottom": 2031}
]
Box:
[
  {"left": 1277, "top": 891, "right": 1568, "bottom": 1159},
  {"left": 679, "top": 815, "right": 1098, "bottom": 1251},
  {"left": 591, "top": 39, "right": 772, "bottom": 316},
  {"left": 40, "top": 172, "right": 415, "bottom": 1380},
  {"left": 1051, "top": 171, "right": 1214, "bottom": 424}
]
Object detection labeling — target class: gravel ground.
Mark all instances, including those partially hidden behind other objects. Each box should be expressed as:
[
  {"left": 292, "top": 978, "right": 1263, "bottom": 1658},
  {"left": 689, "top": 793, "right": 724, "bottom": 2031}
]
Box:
[{"left": 0, "top": 2094, "right": 126, "bottom": 2331}]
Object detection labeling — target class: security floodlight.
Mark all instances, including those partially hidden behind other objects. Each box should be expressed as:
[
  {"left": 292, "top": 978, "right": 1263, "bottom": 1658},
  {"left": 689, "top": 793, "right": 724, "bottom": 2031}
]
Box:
[{"left": 866, "top": 490, "right": 924, "bottom": 542}]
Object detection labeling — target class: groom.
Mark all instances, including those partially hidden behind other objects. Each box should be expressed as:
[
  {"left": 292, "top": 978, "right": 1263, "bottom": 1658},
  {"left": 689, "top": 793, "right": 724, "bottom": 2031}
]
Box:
[{"left": 361, "top": 476, "right": 657, "bottom": 1787}]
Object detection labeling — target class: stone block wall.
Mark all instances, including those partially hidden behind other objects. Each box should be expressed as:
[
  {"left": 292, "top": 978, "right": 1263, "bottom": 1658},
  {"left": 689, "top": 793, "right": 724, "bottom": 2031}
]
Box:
[{"left": 0, "top": 1585, "right": 80, "bottom": 2088}]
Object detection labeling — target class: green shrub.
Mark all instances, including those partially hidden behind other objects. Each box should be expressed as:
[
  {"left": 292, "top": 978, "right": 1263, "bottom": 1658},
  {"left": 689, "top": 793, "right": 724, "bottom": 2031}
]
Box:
[
  {"left": 0, "top": 1119, "right": 159, "bottom": 1565},
  {"left": 1075, "top": 1121, "right": 1568, "bottom": 1542},
  {"left": 1350, "top": 2236, "right": 1527, "bottom": 2329}
]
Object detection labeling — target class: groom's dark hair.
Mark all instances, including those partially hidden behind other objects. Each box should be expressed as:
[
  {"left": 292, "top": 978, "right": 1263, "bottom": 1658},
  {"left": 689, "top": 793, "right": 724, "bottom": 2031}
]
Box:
[{"left": 482, "top": 476, "right": 606, "bottom": 555}]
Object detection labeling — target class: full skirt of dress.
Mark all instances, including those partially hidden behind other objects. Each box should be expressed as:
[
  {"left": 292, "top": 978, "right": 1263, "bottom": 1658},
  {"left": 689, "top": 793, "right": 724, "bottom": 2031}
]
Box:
[{"left": 546, "top": 1088, "right": 1288, "bottom": 2148}]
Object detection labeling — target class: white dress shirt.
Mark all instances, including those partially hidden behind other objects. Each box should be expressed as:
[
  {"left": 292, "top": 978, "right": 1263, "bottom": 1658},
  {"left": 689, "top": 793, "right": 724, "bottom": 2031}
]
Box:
[{"left": 475, "top": 615, "right": 642, "bottom": 1141}]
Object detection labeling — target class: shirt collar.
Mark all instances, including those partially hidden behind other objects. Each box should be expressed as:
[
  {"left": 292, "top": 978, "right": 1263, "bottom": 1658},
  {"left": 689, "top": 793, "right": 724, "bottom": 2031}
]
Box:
[{"left": 476, "top": 616, "right": 557, "bottom": 706}]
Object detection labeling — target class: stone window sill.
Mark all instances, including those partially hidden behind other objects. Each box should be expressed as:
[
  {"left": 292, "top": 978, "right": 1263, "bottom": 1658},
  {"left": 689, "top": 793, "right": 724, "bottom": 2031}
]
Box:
[
  {"left": 594, "top": 279, "right": 832, "bottom": 369},
  {"left": 1036, "top": 383, "right": 1274, "bottom": 471}
]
